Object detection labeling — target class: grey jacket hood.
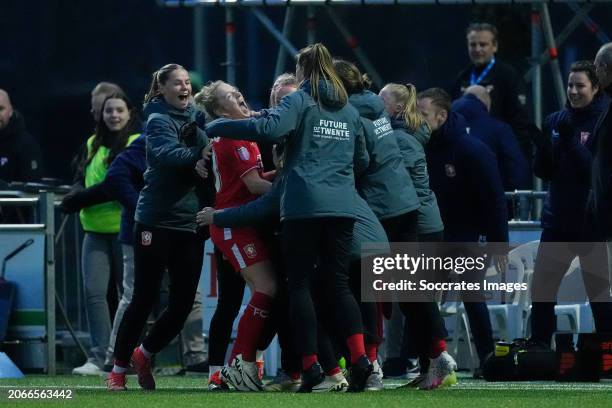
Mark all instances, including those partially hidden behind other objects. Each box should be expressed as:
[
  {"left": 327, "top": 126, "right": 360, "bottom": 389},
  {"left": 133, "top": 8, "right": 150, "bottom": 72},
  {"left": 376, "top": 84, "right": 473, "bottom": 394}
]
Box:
[
  {"left": 349, "top": 90, "right": 386, "bottom": 121},
  {"left": 390, "top": 117, "right": 431, "bottom": 147},
  {"left": 301, "top": 79, "right": 346, "bottom": 110}
]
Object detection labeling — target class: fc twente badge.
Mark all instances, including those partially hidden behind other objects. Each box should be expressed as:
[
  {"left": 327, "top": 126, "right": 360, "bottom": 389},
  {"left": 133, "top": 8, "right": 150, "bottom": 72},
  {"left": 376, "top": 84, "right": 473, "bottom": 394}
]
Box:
[
  {"left": 445, "top": 164, "right": 456, "bottom": 177},
  {"left": 141, "top": 231, "right": 152, "bottom": 246}
]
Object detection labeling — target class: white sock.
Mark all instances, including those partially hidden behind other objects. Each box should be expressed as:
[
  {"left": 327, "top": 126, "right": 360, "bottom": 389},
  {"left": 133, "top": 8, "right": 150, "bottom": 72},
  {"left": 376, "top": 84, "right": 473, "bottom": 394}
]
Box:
[
  {"left": 112, "top": 365, "right": 127, "bottom": 374},
  {"left": 256, "top": 350, "right": 264, "bottom": 362},
  {"left": 210, "top": 365, "right": 222, "bottom": 375},
  {"left": 139, "top": 344, "right": 152, "bottom": 359}
]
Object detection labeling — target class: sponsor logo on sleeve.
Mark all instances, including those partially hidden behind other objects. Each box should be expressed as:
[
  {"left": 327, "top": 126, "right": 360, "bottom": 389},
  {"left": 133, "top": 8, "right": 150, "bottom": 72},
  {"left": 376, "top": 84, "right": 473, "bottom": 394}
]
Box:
[{"left": 236, "top": 146, "right": 251, "bottom": 161}]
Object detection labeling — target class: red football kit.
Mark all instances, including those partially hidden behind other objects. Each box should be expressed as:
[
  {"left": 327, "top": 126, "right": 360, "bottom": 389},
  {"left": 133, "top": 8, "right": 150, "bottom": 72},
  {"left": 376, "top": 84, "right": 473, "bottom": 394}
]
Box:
[{"left": 209, "top": 137, "right": 269, "bottom": 272}]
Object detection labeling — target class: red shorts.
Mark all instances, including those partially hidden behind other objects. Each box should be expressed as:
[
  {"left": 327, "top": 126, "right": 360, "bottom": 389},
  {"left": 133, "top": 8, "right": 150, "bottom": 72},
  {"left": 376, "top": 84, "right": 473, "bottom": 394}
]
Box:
[{"left": 210, "top": 225, "right": 270, "bottom": 272}]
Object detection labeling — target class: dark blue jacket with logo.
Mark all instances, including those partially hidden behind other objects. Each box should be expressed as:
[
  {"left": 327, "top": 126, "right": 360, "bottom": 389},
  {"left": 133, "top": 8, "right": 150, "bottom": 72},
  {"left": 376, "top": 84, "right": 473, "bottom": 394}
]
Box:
[
  {"left": 535, "top": 95, "right": 610, "bottom": 236},
  {"left": 426, "top": 111, "right": 508, "bottom": 243},
  {"left": 452, "top": 94, "right": 529, "bottom": 191}
]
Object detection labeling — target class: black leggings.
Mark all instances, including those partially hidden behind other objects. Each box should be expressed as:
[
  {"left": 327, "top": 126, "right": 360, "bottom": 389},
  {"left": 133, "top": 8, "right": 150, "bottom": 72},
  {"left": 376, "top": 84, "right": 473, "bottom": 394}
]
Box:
[
  {"left": 281, "top": 217, "right": 362, "bottom": 355},
  {"left": 114, "top": 223, "right": 204, "bottom": 364},
  {"left": 207, "top": 247, "right": 245, "bottom": 367},
  {"left": 399, "top": 231, "right": 448, "bottom": 349},
  {"left": 348, "top": 260, "right": 380, "bottom": 346},
  {"left": 531, "top": 228, "right": 612, "bottom": 346}
]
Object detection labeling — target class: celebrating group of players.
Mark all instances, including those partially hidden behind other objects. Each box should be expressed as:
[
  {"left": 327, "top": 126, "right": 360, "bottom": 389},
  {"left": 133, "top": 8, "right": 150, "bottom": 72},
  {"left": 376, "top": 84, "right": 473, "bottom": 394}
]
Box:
[{"left": 99, "top": 41, "right": 460, "bottom": 393}]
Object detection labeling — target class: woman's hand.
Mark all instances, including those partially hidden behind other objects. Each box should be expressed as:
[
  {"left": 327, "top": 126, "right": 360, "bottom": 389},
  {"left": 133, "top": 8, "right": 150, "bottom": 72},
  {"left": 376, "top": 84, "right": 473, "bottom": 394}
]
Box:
[
  {"left": 195, "top": 144, "right": 213, "bottom": 179},
  {"left": 196, "top": 207, "right": 216, "bottom": 226}
]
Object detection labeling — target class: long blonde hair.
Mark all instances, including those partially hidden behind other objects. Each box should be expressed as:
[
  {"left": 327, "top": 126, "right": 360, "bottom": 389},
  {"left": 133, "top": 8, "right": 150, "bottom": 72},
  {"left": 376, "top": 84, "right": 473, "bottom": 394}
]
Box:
[
  {"left": 296, "top": 43, "right": 347, "bottom": 106},
  {"left": 384, "top": 83, "right": 423, "bottom": 133}
]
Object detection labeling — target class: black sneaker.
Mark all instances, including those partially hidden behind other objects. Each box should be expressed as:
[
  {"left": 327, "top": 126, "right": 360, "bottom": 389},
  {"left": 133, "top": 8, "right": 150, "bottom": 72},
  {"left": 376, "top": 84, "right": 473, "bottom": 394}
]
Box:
[
  {"left": 176, "top": 360, "right": 209, "bottom": 376},
  {"left": 297, "top": 363, "right": 324, "bottom": 393},
  {"left": 381, "top": 357, "right": 407, "bottom": 379},
  {"left": 347, "top": 355, "right": 373, "bottom": 393}
]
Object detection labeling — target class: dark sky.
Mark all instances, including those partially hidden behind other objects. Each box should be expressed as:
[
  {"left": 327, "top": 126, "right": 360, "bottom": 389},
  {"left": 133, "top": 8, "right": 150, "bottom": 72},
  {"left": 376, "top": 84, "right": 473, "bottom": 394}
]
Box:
[{"left": 1, "top": 0, "right": 609, "bottom": 181}]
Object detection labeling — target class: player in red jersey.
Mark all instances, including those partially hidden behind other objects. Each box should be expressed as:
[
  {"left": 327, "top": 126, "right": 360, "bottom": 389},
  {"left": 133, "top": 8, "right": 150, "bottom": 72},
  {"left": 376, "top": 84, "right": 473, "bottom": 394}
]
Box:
[{"left": 195, "top": 81, "right": 276, "bottom": 392}]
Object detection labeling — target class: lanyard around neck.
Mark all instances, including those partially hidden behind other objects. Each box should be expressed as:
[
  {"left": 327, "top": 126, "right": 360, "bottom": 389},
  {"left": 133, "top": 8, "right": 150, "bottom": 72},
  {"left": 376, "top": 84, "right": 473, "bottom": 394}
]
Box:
[{"left": 470, "top": 57, "right": 496, "bottom": 86}]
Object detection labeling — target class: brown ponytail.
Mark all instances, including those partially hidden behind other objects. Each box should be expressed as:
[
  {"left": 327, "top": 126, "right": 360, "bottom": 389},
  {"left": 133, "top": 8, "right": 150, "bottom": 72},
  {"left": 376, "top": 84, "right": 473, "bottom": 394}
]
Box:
[
  {"left": 144, "top": 63, "right": 186, "bottom": 104},
  {"left": 297, "top": 43, "right": 347, "bottom": 105},
  {"left": 333, "top": 59, "right": 371, "bottom": 94}
]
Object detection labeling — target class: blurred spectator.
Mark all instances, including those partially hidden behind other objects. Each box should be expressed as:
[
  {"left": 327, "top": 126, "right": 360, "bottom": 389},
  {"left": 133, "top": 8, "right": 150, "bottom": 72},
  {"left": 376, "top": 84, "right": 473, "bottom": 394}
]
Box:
[
  {"left": 0, "top": 89, "right": 43, "bottom": 183},
  {"left": 451, "top": 23, "right": 533, "bottom": 170},
  {"left": 66, "top": 92, "right": 141, "bottom": 376},
  {"left": 591, "top": 43, "right": 612, "bottom": 239},
  {"left": 452, "top": 85, "right": 529, "bottom": 191},
  {"left": 71, "top": 82, "right": 123, "bottom": 179},
  {"left": 91, "top": 82, "right": 123, "bottom": 122}
]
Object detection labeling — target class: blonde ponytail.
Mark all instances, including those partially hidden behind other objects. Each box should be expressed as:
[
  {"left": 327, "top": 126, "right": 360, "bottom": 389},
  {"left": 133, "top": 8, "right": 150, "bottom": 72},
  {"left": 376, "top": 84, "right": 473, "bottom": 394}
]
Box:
[{"left": 385, "top": 83, "right": 424, "bottom": 133}]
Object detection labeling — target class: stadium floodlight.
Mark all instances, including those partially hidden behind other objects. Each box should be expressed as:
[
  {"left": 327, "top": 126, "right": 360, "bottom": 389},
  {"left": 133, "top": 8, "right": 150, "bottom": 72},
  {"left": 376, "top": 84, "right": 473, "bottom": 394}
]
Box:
[{"left": 219, "top": 0, "right": 240, "bottom": 4}]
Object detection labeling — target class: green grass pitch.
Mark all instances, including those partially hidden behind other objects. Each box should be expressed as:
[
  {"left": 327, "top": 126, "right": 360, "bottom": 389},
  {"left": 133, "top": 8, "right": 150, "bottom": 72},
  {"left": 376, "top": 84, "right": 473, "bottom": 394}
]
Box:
[{"left": 1, "top": 375, "right": 611, "bottom": 408}]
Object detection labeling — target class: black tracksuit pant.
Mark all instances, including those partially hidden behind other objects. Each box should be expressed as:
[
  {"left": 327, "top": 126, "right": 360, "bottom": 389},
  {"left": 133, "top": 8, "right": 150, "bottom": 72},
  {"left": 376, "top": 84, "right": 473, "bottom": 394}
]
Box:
[
  {"left": 281, "top": 217, "right": 362, "bottom": 356},
  {"left": 114, "top": 223, "right": 203, "bottom": 364},
  {"left": 531, "top": 228, "right": 612, "bottom": 346}
]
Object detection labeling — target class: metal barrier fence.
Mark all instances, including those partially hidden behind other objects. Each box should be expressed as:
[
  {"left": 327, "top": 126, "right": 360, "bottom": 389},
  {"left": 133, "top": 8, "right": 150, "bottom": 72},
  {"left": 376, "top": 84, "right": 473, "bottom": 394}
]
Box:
[{"left": 0, "top": 192, "right": 56, "bottom": 374}]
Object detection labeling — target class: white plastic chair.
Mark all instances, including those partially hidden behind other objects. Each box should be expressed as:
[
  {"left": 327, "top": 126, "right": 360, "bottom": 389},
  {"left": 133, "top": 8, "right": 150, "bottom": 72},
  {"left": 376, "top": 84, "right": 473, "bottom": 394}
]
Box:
[
  {"left": 443, "top": 241, "right": 539, "bottom": 369},
  {"left": 554, "top": 258, "right": 594, "bottom": 335},
  {"left": 487, "top": 241, "right": 539, "bottom": 341}
]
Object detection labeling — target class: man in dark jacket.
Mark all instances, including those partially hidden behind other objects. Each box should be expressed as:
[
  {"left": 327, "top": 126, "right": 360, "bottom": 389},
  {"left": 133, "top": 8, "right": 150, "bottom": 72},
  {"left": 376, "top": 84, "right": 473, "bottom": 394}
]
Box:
[
  {"left": 452, "top": 85, "right": 529, "bottom": 191},
  {"left": 451, "top": 23, "right": 533, "bottom": 168},
  {"left": 0, "top": 89, "right": 43, "bottom": 183},
  {"left": 418, "top": 87, "right": 508, "bottom": 373}
]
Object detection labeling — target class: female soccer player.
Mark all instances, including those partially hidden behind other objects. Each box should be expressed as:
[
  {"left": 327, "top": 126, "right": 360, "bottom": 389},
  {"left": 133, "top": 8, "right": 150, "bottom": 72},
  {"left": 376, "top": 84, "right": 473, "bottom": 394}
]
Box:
[
  {"left": 106, "top": 64, "right": 207, "bottom": 391},
  {"left": 205, "top": 43, "right": 372, "bottom": 392},
  {"left": 195, "top": 80, "right": 277, "bottom": 392},
  {"left": 333, "top": 59, "right": 421, "bottom": 391},
  {"left": 379, "top": 82, "right": 457, "bottom": 390}
]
